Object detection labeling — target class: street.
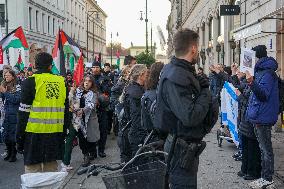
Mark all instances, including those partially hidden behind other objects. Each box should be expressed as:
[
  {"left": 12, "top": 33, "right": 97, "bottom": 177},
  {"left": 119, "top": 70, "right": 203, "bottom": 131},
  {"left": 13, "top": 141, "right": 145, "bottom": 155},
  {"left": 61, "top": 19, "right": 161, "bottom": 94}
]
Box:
[{"left": 1, "top": 125, "right": 283, "bottom": 189}]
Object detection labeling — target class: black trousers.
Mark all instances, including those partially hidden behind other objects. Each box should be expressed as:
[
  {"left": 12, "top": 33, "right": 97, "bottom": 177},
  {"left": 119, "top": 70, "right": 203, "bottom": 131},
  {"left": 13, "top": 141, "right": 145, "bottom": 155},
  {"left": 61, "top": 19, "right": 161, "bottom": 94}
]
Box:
[
  {"left": 98, "top": 111, "right": 108, "bottom": 153},
  {"left": 77, "top": 130, "right": 97, "bottom": 155},
  {"left": 107, "top": 110, "right": 114, "bottom": 133},
  {"left": 241, "top": 134, "right": 261, "bottom": 178}
]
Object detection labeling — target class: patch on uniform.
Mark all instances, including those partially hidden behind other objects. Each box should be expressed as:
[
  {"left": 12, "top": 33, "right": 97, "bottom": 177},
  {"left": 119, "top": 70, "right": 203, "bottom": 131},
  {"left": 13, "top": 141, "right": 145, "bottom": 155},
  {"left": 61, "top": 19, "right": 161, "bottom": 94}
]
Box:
[{"left": 45, "top": 81, "right": 60, "bottom": 99}]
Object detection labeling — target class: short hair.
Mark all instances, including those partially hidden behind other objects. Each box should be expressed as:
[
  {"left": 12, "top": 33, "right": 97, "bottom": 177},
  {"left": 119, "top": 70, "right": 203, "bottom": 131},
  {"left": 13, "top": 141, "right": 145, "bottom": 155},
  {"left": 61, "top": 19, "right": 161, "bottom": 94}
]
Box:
[
  {"left": 173, "top": 29, "right": 199, "bottom": 57},
  {"left": 104, "top": 63, "right": 111, "bottom": 68},
  {"left": 128, "top": 64, "right": 147, "bottom": 82},
  {"left": 124, "top": 55, "right": 136, "bottom": 65},
  {"left": 198, "top": 67, "right": 203, "bottom": 71},
  {"left": 35, "top": 52, "right": 53, "bottom": 69}
]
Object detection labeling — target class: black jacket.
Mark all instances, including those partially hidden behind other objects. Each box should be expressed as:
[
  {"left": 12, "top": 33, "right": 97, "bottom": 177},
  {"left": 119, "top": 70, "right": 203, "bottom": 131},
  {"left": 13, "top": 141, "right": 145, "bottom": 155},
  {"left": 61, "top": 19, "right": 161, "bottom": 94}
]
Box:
[
  {"left": 154, "top": 57, "right": 210, "bottom": 141},
  {"left": 237, "top": 79, "right": 256, "bottom": 139},
  {"left": 16, "top": 71, "right": 68, "bottom": 165},
  {"left": 141, "top": 89, "right": 156, "bottom": 132},
  {"left": 124, "top": 82, "right": 147, "bottom": 142}
]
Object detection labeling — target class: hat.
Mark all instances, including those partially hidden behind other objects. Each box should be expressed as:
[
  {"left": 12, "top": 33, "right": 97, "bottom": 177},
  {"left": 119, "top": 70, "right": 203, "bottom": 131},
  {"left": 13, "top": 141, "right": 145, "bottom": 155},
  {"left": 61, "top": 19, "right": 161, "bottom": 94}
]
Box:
[
  {"left": 92, "top": 61, "right": 101, "bottom": 68},
  {"left": 66, "top": 70, "right": 72, "bottom": 76},
  {"left": 252, "top": 45, "right": 267, "bottom": 59}
]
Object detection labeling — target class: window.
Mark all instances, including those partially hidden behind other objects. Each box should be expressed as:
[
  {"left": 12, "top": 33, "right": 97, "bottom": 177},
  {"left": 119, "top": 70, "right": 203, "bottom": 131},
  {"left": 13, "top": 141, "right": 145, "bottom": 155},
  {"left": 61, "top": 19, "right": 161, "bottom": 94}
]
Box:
[
  {"left": 29, "top": 7, "right": 32, "bottom": 30},
  {"left": 75, "top": 2, "right": 77, "bottom": 18},
  {"left": 36, "top": 10, "right": 39, "bottom": 31},
  {"left": 48, "top": 16, "right": 50, "bottom": 34},
  {"left": 53, "top": 18, "right": 55, "bottom": 35},
  {"left": 42, "top": 13, "right": 45, "bottom": 33},
  {"left": 0, "top": 4, "right": 5, "bottom": 27}
]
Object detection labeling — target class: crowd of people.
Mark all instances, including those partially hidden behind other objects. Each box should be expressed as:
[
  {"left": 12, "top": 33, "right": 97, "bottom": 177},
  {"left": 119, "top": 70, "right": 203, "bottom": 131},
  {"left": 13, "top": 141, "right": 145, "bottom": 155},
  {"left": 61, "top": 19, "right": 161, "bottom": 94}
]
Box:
[{"left": 0, "top": 28, "right": 281, "bottom": 189}]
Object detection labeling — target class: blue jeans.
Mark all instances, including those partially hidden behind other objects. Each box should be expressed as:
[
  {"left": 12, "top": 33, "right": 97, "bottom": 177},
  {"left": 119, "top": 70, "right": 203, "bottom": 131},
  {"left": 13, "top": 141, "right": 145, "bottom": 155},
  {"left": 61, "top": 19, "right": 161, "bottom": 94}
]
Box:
[
  {"left": 254, "top": 125, "right": 274, "bottom": 181},
  {"left": 164, "top": 136, "right": 199, "bottom": 189}
]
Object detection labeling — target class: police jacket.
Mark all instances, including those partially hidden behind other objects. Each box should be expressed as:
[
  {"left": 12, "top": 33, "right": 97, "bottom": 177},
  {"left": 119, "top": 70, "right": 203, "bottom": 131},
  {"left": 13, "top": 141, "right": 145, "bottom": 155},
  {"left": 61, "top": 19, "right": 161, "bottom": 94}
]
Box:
[
  {"left": 154, "top": 57, "right": 210, "bottom": 141},
  {"left": 17, "top": 70, "right": 68, "bottom": 165},
  {"left": 124, "top": 82, "right": 147, "bottom": 142}
]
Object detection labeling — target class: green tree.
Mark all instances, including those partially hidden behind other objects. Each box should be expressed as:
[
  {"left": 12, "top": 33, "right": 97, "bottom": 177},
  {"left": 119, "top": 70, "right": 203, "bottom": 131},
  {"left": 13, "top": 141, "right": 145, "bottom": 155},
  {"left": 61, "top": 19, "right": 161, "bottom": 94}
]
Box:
[{"left": 135, "top": 52, "right": 155, "bottom": 67}]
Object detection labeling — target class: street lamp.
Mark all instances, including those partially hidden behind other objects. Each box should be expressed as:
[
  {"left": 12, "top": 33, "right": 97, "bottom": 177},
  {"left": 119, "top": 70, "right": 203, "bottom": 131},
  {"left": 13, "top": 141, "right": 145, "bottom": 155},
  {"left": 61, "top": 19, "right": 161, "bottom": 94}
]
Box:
[
  {"left": 200, "top": 47, "right": 206, "bottom": 66},
  {"left": 140, "top": 0, "right": 149, "bottom": 54},
  {"left": 110, "top": 32, "right": 119, "bottom": 65},
  {"left": 217, "top": 35, "right": 225, "bottom": 65},
  {"left": 86, "top": 10, "right": 100, "bottom": 61},
  {"left": 229, "top": 38, "right": 237, "bottom": 63}
]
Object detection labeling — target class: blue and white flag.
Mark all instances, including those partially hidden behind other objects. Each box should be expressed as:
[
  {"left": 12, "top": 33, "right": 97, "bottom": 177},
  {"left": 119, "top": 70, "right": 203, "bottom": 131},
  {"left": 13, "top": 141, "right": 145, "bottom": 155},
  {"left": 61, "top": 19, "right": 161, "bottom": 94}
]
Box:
[{"left": 221, "top": 82, "right": 239, "bottom": 146}]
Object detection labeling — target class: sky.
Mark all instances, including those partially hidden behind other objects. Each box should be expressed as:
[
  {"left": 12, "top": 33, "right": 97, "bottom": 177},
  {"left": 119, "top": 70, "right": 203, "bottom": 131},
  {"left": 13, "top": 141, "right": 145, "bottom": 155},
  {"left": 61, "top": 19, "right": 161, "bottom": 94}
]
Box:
[{"left": 96, "top": 0, "right": 171, "bottom": 55}]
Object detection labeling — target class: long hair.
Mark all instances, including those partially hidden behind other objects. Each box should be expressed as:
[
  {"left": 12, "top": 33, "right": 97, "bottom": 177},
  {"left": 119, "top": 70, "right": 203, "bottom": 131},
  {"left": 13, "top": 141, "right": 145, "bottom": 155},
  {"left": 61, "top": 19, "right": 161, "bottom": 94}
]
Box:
[
  {"left": 80, "top": 74, "right": 97, "bottom": 93},
  {"left": 128, "top": 64, "right": 147, "bottom": 82},
  {"left": 1, "top": 69, "right": 17, "bottom": 93},
  {"left": 145, "top": 62, "right": 164, "bottom": 90}
]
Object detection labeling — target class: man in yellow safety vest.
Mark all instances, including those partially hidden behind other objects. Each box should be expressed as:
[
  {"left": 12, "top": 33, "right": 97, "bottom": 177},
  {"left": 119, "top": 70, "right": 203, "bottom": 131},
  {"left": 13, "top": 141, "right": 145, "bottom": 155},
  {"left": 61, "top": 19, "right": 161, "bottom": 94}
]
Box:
[{"left": 16, "top": 52, "right": 68, "bottom": 173}]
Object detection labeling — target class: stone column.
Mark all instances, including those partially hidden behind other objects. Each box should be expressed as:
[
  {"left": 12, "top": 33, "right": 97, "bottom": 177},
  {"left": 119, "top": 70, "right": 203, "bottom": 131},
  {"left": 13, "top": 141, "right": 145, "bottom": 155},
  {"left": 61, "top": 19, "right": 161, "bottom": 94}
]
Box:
[
  {"left": 224, "top": 16, "right": 232, "bottom": 66},
  {"left": 204, "top": 22, "right": 210, "bottom": 73},
  {"left": 213, "top": 16, "right": 219, "bottom": 65}
]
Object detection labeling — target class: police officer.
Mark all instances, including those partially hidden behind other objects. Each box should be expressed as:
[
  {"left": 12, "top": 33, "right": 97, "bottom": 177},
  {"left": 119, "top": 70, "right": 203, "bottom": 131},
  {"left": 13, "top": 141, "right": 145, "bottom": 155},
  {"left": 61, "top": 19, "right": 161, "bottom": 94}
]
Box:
[
  {"left": 92, "top": 61, "right": 111, "bottom": 157},
  {"left": 16, "top": 52, "right": 68, "bottom": 173},
  {"left": 155, "top": 29, "right": 211, "bottom": 188}
]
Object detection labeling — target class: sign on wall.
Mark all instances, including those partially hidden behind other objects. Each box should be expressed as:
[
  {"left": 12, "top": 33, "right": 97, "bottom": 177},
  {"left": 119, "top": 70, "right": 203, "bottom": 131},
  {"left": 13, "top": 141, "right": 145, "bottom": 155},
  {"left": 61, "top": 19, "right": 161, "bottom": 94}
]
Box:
[{"left": 220, "top": 5, "right": 240, "bottom": 16}]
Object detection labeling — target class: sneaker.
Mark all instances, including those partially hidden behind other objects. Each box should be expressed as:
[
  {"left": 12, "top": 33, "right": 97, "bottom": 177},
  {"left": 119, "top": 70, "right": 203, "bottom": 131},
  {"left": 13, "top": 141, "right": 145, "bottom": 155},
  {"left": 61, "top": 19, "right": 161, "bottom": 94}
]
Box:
[
  {"left": 234, "top": 155, "right": 242, "bottom": 161},
  {"left": 248, "top": 178, "right": 274, "bottom": 189},
  {"left": 61, "top": 163, "right": 73, "bottom": 172},
  {"left": 232, "top": 151, "right": 241, "bottom": 159}
]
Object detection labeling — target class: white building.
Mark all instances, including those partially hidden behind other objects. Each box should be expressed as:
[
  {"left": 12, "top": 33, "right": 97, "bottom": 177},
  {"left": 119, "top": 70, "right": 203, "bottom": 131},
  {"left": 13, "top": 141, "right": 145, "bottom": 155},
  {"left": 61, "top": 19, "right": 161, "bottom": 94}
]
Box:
[{"left": 0, "top": 0, "right": 107, "bottom": 68}]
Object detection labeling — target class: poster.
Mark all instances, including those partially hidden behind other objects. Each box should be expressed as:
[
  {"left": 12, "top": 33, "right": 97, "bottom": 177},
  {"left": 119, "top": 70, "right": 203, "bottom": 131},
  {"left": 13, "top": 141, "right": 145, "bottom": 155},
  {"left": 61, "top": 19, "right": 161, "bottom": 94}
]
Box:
[{"left": 240, "top": 48, "right": 256, "bottom": 76}]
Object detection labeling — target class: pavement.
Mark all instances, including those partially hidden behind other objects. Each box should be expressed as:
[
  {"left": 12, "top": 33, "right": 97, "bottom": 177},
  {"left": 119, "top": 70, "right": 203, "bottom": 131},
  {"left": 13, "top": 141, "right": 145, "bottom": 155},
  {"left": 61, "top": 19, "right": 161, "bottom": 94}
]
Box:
[{"left": 0, "top": 125, "right": 283, "bottom": 189}]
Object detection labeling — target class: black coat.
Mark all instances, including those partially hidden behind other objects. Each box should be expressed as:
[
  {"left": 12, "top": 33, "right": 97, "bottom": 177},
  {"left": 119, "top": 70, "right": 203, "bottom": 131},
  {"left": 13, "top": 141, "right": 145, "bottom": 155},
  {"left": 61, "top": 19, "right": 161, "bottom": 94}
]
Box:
[
  {"left": 1, "top": 87, "right": 21, "bottom": 143},
  {"left": 155, "top": 57, "right": 211, "bottom": 140},
  {"left": 237, "top": 79, "right": 256, "bottom": 139},
  {"left": 141, "top": 89, "right": 156, "bottom": 132},
  {"left": 16, "top": 71, "right": 68, "bottom": 165},
  {"left": 124, "top": 82, "right": 147, "bottom": 143}
]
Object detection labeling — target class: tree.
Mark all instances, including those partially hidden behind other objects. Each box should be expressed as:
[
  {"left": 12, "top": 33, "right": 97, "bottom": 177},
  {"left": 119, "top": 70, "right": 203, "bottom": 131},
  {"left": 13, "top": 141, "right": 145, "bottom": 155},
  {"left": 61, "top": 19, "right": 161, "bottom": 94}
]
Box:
[{"left": 135, "top": 52, "right": 155, "bottom": 67}]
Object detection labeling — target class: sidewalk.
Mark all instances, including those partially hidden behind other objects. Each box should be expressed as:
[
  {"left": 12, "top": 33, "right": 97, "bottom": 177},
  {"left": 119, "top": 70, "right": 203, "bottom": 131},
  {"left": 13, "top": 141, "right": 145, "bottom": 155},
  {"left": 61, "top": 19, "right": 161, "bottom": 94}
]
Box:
[{"left": 272, "top": 127, "right": 284, "bottom": 183}]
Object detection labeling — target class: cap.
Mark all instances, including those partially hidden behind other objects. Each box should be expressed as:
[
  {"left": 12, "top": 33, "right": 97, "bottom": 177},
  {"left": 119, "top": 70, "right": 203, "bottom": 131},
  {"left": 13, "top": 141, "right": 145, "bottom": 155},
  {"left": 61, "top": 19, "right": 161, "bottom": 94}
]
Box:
[
  {"left": 92, "top": 61, "right": 101, "bottom": 68},
  {"left": 252, "top": 45, "right": 267, "bottom": 59}
]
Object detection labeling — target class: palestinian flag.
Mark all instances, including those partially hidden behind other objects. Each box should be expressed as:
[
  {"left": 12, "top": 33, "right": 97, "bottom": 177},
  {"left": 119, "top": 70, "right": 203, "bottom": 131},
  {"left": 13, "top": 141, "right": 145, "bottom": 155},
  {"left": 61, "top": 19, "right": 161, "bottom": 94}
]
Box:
[
  {"left": 73, "top": 52, "right": 84, "bottom": 86},
  {"left": 52, "top": 30, "right": 81, "bottom": 75},
  {"left": 0, "top": 26, "right": 28, "bottom": 51},
  {"left": 17, "top": 52, "right": 24, "bottom": 71}
]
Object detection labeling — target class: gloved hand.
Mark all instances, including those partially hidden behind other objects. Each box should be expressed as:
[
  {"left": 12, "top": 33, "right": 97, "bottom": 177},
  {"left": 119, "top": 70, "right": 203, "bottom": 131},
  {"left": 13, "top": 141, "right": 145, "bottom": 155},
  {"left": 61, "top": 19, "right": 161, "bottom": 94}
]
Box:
[
  {"left": 197, "top": 76, "right": 209, "bottom": 88},
  {"left": 16, "top": 142, "right": 24, "bottom": 154}
]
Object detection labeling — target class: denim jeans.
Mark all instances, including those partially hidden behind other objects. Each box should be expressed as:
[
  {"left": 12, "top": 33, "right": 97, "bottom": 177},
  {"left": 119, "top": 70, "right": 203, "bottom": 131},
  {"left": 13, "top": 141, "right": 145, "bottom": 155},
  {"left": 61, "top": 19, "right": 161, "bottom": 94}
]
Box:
[
  {"left": 164, "top": 136, "right": 199, "bottom": 189},
  {"left": 254, "top": 125, "right": 274, "bottom": 181}
]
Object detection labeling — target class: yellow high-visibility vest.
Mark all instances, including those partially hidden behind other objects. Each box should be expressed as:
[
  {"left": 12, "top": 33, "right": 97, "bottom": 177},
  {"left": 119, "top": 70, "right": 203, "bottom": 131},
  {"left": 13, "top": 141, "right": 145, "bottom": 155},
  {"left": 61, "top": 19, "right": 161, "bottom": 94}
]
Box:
[{"left": 26, "top": 73, "right": 66, "bottom": 133}]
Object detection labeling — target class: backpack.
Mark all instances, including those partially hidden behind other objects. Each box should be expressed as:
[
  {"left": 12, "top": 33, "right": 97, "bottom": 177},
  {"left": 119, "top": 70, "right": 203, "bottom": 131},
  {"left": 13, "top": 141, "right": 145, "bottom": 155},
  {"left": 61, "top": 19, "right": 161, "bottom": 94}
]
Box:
[{"left": 203, "top": 95, "right": 219, "bottom": 135}]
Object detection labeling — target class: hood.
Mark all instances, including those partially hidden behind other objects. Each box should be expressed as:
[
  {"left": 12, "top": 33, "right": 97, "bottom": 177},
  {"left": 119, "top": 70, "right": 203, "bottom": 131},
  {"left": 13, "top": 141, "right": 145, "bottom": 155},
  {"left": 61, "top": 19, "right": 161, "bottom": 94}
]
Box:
[{"left": 255, "top": 57, "right": 278, "bottom": 72}]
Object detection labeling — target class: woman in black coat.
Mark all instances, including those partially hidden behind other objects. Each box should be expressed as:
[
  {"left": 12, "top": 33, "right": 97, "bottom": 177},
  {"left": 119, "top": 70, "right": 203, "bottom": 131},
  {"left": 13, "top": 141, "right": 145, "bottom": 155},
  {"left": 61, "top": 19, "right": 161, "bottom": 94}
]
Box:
[
  {"left": 0, "top": 70, "right": 21, "bottom": 162},
  {"left": 124, "top": 64, "right": 148, "bottom": 156},
  {"left": 236, "top": 78, "right": 261, "bottom": 180}
]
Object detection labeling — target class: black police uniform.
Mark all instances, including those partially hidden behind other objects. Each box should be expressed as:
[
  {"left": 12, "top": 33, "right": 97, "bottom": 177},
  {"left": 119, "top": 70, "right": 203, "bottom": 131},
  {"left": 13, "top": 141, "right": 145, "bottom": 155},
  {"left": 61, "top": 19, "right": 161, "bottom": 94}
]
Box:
[
  {"left": 155, "top": 57, "right": 211, "bottom": 189},
  {"left": 93, "top": 73, "right": 111, "bottom": 157}
]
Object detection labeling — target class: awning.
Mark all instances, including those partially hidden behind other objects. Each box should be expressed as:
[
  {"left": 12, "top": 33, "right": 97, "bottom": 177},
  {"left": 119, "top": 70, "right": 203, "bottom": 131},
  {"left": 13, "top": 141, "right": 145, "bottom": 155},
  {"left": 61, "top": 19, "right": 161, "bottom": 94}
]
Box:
[{"left": 233, "top": 22, "right": 262, "bottom": 40}]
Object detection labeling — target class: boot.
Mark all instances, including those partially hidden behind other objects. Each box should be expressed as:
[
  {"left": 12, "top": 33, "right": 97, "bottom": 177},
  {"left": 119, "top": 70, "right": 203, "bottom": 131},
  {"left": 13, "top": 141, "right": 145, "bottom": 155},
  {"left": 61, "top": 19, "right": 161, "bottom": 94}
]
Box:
[
  {"left": 4, "top": 143, "right": 11, "bottom": 161},
  {"left": 89, "top": 151, "right": 97, "bottom": 161},
  {"left": 9, "top": 143, "right": 17, "bottom": 162},
  {"left": 81, "top": 154, "right": 90, "bottom": 167}
]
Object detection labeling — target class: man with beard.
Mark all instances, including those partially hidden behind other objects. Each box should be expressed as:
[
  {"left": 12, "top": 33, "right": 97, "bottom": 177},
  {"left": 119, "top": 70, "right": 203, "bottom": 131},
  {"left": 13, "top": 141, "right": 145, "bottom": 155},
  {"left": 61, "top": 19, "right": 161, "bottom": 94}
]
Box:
[
  {"left": 91, "top": 61, "right": 111, "bottom": 158},
  {"left": 155, "top": 29, "right": 213, "bottom": 188}
]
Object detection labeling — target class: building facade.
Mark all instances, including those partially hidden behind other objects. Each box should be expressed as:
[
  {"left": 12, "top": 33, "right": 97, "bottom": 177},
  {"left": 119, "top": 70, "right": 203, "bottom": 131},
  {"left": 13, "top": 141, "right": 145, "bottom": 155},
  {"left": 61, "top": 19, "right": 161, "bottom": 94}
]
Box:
[
  {"left": 0, "top": 0, "right": 107, "bottom": 67},
  {"left": 167, "top": 0, "right": 284, "bottom": 76}
]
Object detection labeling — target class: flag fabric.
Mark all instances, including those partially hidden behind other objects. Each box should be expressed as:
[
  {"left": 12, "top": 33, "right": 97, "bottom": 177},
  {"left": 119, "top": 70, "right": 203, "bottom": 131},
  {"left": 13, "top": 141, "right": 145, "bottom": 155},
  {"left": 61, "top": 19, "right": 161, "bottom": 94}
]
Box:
[
  {"left": 69, "top": 54, "right": 75, "bottom": 73},
  {"left": 221, "top": 82, "right": 239, "bottom": 146},
  {"left": 17, "top": 52, "right": 24, "bottom": 71},
  {"left": 73, "top": 52, "right": 84, "bottom": 86},
  {"left": 0, "top": 27, "right": 28, "bottom": 51},
  {"left": 52, "top": 30, "right": 81, "bottom": 75}
]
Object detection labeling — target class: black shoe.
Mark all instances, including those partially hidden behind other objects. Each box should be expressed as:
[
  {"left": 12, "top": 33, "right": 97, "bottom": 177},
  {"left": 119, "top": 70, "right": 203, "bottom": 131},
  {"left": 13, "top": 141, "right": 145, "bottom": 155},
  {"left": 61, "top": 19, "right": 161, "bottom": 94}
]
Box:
[
  {"left": 81, "top": 154, "right": 90, "bottom": 167},
  {"left": 243, "top": 175, "right": 258, "bottom": 180},
  {"left": 237, "top": 171, "right": 245, "bottom": 177},
  {"left": 232, "top": 151, "right": 241, "bottom": 159},
  {"left": 8, "top": 145, "right": 17, "bottom": 162},
  {"left": 99, "top": 152, "right": 106, "bottom": 158},
  {"left": 89, "top": 152, "right": 97, "bottom": 160},
  {"left": 4, "top": 144, "right": 11, "bottom": 161},
  {"left": 234, "top": 155, "right": 242, "bottom": 161}
]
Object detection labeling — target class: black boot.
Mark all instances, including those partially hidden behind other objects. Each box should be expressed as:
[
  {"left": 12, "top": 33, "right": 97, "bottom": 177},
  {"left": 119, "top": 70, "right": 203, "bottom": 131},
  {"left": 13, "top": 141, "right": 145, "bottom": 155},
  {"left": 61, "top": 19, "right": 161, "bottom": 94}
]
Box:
[
  {"left": 9, "top": 143, "right": 17, "bottom": 162},
  {"left": 4, "top": 143, "right": 11, "bottom": 161},
  {"left": 81, "top": 154, "right": 90, "bottom": 167},
  {"left": 89, "top": 151, "right": 97, "bottom": 160}
]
